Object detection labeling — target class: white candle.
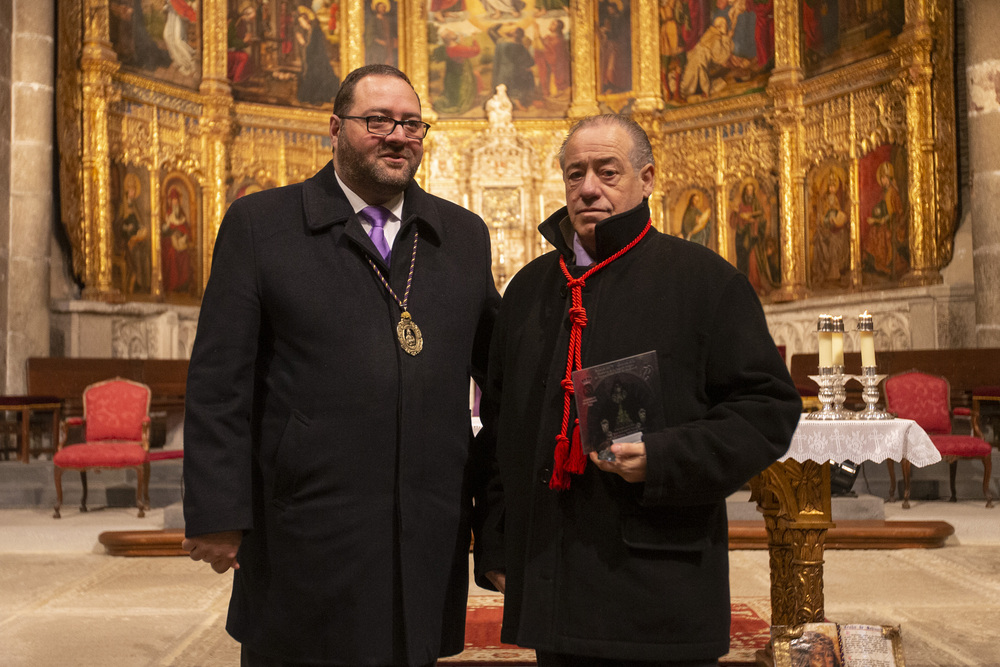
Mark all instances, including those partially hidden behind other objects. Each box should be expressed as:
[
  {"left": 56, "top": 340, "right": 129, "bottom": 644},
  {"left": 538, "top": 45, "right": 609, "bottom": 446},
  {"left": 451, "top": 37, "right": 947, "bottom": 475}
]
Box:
[
  {"left": 857, "top": 311, "right": 876, "bottom": 368},
  {"left": 860, "top": 331, "right": 875, "bottom": 368},
  {"left": 831, "top": 316, "right": 845, "bottom": 367},
  {"left": 817, "top": 315, "right": 833, "bottom": 368}
]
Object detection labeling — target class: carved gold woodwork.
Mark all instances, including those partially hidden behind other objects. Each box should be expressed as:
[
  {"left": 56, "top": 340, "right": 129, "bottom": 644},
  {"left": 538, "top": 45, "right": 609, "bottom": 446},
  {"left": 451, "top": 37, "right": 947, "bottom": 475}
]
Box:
[
  {"left": 57, "top": 0, "right": 957, "bottom": 303},
  {"left": 750, "top": 459, "right": 835, "bottom": 629}
]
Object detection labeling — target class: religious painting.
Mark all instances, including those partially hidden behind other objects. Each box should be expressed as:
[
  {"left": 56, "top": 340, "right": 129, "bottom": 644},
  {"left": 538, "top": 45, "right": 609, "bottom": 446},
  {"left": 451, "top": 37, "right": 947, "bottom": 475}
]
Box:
[
  {"left": 227, "top": 177, "right": 278, "bottom": 207},
  {"left": 228, "top": 1, "right": 341, "bottom": 108},
  {"left": 669, "top": 187, "right": 715, "bottom": 251},
  {"left": 109, "top": 0, "right": 201, "bottom": 88},
  {"left": 365, "top": 0, "right": 399, "bottom": 66},
  {"left": 597, "top": 0, "right": 633, "bottom": 101},
  {"left": 160, "top": 173, "right": 201, "bottom": 300},
  {"left": 801, "top": 0, "right": 905, "bottom": 76},
  {"left": 806, "top": 160, "right": 851, "bottom": 290},
  {"left": 110, "top": 164, "right": 153, "bottom": 297},
  {"left": 859, "top": 143, "right": 909, "bottom": 286},
  {"left": 728, "top": 177, "right": 780, "bottom": 296},
  {"left": 660, "top": 0, "right": 774, "bottom": 106},
  {"left": 427, "top": 0, "right": 571, "bottom": 119}
]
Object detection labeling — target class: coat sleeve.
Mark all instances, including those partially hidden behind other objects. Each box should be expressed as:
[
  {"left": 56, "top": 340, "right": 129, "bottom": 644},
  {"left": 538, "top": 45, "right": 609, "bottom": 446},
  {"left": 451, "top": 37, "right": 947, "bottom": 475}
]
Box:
[
  {"left": 639, "top": 274, "right": 802, "bottom": 506},
  {"left": 182, "top": 198, "right": 261, "bottom": 537},
  {"left": 471, "top": 283, "right": 507, "bottom": 591}
]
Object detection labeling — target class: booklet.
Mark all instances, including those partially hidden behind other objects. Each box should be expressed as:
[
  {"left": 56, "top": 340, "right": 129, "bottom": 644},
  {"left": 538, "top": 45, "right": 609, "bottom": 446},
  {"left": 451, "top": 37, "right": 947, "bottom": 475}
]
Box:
[
  {"left": 571, "top": 351, "right": 664, "bottom": 462},
  {"left": 772, "top": 622, "right": 905, "bottom": 667}
]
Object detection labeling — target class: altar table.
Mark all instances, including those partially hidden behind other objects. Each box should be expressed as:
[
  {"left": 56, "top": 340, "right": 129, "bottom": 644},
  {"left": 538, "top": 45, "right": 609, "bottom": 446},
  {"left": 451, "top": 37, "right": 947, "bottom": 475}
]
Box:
[
  {"left": 0, "top": 395, "right": 62, "bottom": 463},
  {"left": 748, "top": 418, "right": 941, "bottom": 630}
]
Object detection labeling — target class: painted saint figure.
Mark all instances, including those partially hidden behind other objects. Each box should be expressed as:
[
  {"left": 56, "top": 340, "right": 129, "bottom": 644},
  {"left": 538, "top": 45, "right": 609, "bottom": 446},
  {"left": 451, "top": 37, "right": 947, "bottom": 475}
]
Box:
[
  {"left": 810, "top": 172, "right": 850, "bottom": 287},
  {"left": 115, "top": 172, "right": 151, "bottom": 294},
  {"left": 162, "top": 186, "right": 194, "bottom": 294},
  {"left": 431, "top": 28, "right": 481, "bottom": 114},
  {"left": 729, "top": 181, "right": 774, "bottom": 293},
  {"left": 864, "top": 161, "right": 908, "bottom": 279},
  {"left": 680, "top": 191, "right": 711, "bottom": 247},
  {"left": 295, "top": 7, "right": 341, "bottom": 105},
  {"left": 163, "top": 0, "right": 199, "bottom": 76},
  {"left": 533, "top": 19, "right": 571, "bottom": 99}
]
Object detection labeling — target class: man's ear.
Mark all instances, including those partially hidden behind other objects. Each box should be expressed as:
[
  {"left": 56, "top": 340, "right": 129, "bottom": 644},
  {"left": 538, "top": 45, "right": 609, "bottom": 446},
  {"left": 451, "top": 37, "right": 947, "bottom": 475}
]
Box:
[
  {"left": 329, "top": 114, "right": 342, "bottom": 151},
  {"left": 640, "top": 163, "right": 655, "bottom": 198}
]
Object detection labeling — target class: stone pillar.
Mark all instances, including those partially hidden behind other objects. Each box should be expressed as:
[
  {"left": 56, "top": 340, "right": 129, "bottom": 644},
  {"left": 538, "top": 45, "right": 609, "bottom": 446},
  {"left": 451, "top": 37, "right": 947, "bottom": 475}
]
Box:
[
  {"left": 2, "top": 0, "right": 55, "bottom": 393},
  {"left": 966, "top": 0, "right": 1000, "bottom": 346}
]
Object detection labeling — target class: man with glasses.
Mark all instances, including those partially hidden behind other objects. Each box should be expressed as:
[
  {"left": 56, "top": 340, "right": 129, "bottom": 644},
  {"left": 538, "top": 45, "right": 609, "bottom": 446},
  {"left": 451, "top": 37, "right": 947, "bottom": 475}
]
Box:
[{"left": 182, "top": 64, "right": 500, "bottom": 667}]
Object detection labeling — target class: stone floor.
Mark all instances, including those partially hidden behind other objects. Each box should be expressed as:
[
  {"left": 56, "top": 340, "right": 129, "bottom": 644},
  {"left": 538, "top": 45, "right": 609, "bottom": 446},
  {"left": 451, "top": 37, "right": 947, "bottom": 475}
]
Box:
[{"left": 0, "top": 500, "right": 998, "bottom": 666}]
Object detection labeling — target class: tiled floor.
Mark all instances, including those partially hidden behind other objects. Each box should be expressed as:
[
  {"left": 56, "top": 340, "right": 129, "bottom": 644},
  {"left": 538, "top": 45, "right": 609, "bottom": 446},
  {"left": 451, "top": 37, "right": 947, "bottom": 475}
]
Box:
[{"left": 1, "top": 501, "right": 998, "bottom": 666}]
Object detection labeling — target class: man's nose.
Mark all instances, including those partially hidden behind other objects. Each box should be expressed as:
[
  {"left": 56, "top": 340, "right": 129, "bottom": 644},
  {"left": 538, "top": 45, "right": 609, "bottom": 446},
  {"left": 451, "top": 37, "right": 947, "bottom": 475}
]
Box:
[
  {"left": 384, "top": 122, "right": 408, "bottom": 143},
  {"left": 579, "top": 170, "right": 602, "bottom": 197}
]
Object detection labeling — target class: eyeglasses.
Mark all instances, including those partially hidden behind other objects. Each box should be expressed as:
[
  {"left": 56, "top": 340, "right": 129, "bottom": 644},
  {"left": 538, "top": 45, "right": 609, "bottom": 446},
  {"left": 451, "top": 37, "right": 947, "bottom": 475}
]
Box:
[{"left": 339, "top": 115, "right": 431, "bottom": 139}]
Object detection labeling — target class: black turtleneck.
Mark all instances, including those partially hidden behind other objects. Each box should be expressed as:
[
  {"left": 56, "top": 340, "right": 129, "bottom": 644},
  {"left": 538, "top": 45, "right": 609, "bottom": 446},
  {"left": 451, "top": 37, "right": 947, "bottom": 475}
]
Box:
[{"left": 538, "top": 199, "right": 655, "bottom": 265}]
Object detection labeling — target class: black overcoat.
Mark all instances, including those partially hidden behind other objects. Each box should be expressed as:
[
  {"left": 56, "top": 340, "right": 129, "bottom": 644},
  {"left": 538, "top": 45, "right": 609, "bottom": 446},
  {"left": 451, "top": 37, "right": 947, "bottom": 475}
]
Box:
[
  {"left": 475, "top": 202, "right": 801, "bottom": 662},
  {"left": 183, "top": 162, "right": 499, "bottom": 666}
]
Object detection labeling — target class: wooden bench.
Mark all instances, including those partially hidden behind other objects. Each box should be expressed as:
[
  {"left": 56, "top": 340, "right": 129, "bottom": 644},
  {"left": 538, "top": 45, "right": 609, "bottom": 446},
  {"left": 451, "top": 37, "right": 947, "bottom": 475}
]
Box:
[
  {"left": 26, "top": 357, "right": 189, "bottom": 453},
  {"left": 790, "top": 348, "right": 1000, "bottom": 411}
]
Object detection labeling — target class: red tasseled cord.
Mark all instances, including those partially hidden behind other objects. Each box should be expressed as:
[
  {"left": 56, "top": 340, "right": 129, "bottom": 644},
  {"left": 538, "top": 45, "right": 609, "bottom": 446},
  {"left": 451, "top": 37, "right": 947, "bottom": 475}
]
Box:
[{"left": 549, "top": 220, "right": 652, "bottom": 490}]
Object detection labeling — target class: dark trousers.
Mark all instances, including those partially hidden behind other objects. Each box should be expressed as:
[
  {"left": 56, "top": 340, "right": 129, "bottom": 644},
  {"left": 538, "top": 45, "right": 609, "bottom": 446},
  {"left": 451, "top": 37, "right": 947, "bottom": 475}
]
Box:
[
  {"left": 241, "top": 645, "right": 436, "bottom": 667},
  {"left": 535, "top": 651, "right": 719, "bottom": 667}
]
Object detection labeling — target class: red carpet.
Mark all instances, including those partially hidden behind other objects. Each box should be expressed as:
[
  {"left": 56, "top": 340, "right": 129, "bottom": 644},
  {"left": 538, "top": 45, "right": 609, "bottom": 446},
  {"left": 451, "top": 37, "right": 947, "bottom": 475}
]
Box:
[{"left": 440, "top": 596, "right": 771, "bottom": 665}]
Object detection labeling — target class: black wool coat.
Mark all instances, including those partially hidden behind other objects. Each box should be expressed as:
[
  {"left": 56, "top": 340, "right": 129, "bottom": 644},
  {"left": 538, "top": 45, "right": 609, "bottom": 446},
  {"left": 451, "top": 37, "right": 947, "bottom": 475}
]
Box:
[
  {"left": 474, "top": 201, "right": 801, "bottom": 662},
  {"left": 183, "top": 161, "right": 499, "bottom": 666}
]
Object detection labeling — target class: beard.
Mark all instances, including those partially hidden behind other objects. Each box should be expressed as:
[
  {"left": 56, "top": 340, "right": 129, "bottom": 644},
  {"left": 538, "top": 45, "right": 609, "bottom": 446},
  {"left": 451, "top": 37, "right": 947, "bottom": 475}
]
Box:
[{"left": 335, "top": 134, "right": 421, "bottom": 197}]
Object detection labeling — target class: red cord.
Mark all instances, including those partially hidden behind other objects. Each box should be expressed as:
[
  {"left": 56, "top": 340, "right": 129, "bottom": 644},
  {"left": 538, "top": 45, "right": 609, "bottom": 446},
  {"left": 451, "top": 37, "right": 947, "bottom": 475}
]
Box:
[{"left": 550, "top": 220, "right": 652, "bottom": 490}]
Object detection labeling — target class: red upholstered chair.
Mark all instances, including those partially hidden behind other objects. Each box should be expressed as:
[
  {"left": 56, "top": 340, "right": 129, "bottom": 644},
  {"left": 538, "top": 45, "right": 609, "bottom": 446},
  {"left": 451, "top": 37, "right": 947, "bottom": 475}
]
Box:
[
  {"left": 52, "top": 378, "right": 152, "bottom": 518},
  {"left": 884, "top": 370, "right": 994, "bottom": 509}
]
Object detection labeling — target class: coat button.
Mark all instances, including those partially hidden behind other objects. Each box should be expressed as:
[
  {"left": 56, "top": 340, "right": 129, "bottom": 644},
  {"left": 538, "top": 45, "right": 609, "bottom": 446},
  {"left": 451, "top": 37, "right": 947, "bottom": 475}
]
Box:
[{"left": 540, "top": 468, "right": 551, "bottom": 484}]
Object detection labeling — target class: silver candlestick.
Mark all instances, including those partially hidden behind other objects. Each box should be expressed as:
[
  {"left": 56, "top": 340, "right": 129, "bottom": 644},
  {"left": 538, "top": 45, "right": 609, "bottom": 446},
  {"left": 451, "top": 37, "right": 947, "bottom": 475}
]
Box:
[
  {"left": 806, "top": 366, "right": 849, "bottom": 420},
  {"left": 854, "top": 366, "right": 893, "bottom": 420}
]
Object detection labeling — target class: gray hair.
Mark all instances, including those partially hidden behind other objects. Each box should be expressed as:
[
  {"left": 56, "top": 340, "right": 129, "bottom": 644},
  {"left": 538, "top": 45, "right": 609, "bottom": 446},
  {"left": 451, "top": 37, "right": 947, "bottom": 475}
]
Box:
[{"left": 558, "top": 114, "right": 655, "bottom": 172}]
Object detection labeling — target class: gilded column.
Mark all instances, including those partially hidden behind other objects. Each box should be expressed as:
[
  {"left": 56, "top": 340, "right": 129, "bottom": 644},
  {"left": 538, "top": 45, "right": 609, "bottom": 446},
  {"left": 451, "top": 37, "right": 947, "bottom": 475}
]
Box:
[
  {"left": 80, "top": 0, "right": 121, "bottom": 301},
  {"left": 896, "top": 0, "right": 941, "bottom": 286},
  {"left": 199, "top": 0, "right": 234, "bottom": 281},
  {"left": 344, "top": 0, "right": 364, "bottom": 78},
  {"left": 407, "top": 0, "right": 436, "bottom": 124},
  {"left": 767, "top": 0, "right": 807, "bottom": 301},
  {"left": 568, "top": 0, "right": 600, "bottom": 118},
  {"left": 632, "top": 0, "right": 663, "bottom": 113}
]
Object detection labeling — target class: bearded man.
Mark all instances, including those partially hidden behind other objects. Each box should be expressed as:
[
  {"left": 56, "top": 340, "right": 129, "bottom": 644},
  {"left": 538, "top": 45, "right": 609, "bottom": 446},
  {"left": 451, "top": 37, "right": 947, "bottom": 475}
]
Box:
[{"left": 182, "top": 64, "right": 500, "bottom": 666}]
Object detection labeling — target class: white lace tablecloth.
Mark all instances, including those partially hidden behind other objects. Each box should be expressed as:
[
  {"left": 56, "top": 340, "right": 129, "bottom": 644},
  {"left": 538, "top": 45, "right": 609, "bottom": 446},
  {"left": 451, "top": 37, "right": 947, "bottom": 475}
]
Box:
[{"left": 780, "top": 418, "right": 942, "bottom": 466}]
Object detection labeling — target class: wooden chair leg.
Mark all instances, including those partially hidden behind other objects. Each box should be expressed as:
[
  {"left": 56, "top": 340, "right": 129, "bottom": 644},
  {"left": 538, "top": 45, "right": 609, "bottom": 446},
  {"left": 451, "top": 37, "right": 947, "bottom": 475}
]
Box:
[
  {"left": 948, "top": 461, "right": 958, "bottom": 503},
  {"left": 53, "top": 467, "right": 64, "bottom": 518},
  {"left": 80, "top": 471, "right": 89, "bottom": 512},
  {"left": 901, "top": 458, "right": 912, "bottom": 509},
  {"left": 886, "top": 461, "right": 898, "bottom": 502},
  {"left": 142, "top": 461, "right": 151, "bottom": 511},
  {"left": 983, "top": 455, "right": 994, "bottom": 509},
  {"left": 135, "top": 465, "right": 146, "bottom": 518}
]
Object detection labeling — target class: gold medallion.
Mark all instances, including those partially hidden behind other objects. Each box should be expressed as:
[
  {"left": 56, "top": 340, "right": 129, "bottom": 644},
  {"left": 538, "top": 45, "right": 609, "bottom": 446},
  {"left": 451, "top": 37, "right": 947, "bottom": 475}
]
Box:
[{"left": 396, "top": 311, "right": 423, "bottom": 356}]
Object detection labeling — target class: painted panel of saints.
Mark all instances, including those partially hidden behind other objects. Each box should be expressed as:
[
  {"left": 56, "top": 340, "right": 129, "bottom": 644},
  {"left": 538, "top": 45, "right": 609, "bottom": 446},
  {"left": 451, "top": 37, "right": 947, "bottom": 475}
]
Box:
[
  {"left": 801, "top": 0, "right": 905, "bottom": 75},
  {"left": 160, "top": 173, "right": 201, "bottom": 300},
  {"left": 111, "top": 164, "right": 153, "bottom": 297},
  {"left": 597, "top": 0, "right": 632, "bottom": 98},
  {"left": 229, "top": 1, "right": 341, "bottom": 108},
  {"left": 110, "top": 0, "right": 201, "bottom": 87},
  {"left": 859, "top": 144, "right": 909, "bottom": 285},
  {"left": 660, "top": 0, "right": 774, "bottom": 106},
  {"left": 728, "top": 178, "right": 780, "bottom": 296},
  {"left": 427, "top": 0, "right": 571, "bottom": 119},
  {"left": 365, "top": 0, "right": 399, "bottom": 66},
  {"left": 669, "top": 187, "right": 715, "bottom": 251},
  {"left": 807, "top": 161, "right": 851, "bottom": 290}
]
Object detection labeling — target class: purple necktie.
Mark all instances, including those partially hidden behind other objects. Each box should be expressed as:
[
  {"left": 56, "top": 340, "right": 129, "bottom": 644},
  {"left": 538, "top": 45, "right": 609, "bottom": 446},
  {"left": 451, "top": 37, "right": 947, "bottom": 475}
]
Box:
[{"left": 361, "top": 205, "right": 392, "bottom": 262}]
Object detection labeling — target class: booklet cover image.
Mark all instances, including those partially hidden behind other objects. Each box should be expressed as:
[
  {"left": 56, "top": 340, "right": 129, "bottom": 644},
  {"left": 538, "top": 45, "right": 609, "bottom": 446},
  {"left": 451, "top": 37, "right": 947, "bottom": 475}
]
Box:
[{"left": 572, "top": 350, "right": 664, "bottom": 461}]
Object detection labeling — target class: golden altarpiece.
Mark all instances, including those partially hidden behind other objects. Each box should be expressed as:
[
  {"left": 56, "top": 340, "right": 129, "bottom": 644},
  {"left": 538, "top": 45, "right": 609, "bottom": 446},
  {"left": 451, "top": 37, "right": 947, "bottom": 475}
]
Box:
[{"left": 56, "top": 0, "right": 959, "bottom": 641}]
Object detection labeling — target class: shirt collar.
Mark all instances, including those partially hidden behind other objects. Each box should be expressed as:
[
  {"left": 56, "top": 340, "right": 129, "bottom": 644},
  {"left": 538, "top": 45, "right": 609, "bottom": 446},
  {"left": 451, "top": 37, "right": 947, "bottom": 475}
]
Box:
[
  {"left": 572, "top": 233, "right": 596, "bottom": 267},
  {"left": 335, "top": 171, "right": 405, "bottom": 222}
]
